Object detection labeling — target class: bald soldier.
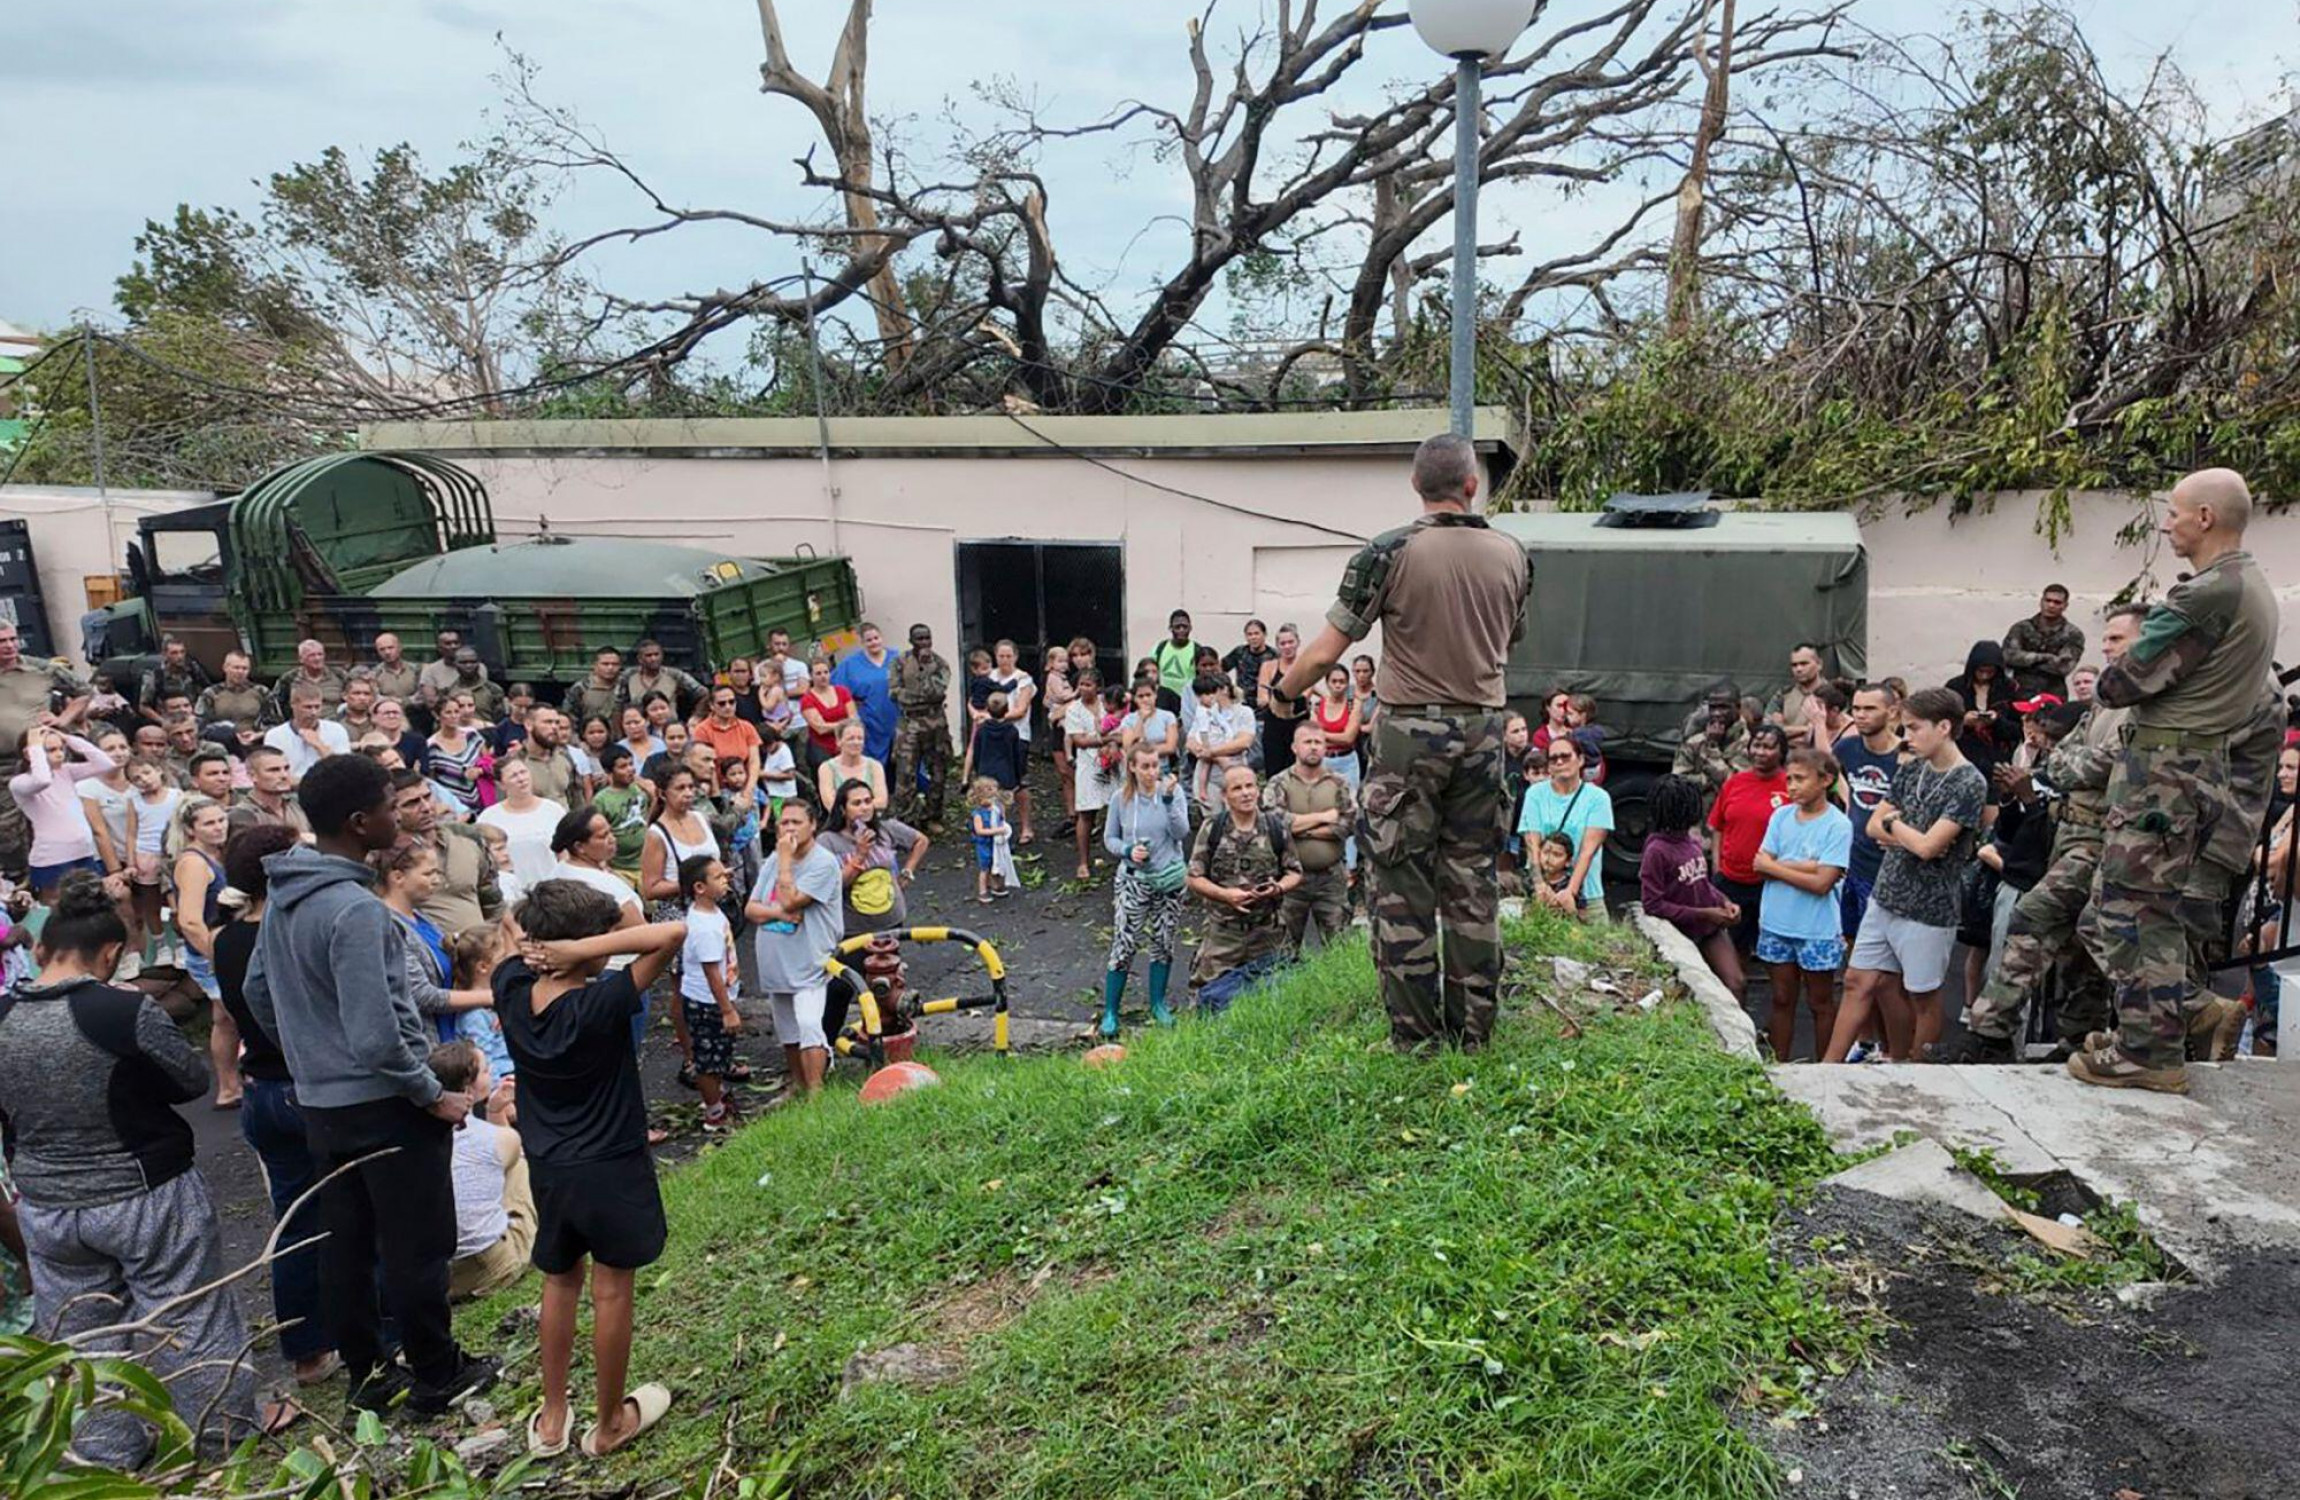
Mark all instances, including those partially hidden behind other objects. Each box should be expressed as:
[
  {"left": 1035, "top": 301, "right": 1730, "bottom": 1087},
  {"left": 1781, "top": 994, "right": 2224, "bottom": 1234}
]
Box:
[
  {"left": 2071, "top": 469, "right": 2282, "bottom": 1093},
  {"left": 1271, "top": 433, "right": 1530, "bottom": 1052}
]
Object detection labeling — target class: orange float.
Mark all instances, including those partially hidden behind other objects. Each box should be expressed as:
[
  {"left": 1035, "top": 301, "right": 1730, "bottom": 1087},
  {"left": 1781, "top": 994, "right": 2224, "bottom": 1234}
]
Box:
[{"left": 859, "top": 1060, "right": 943, "bottom": 1105}]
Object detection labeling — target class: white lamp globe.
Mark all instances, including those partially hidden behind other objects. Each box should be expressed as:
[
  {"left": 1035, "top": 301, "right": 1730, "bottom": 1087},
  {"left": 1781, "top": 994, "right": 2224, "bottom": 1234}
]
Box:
[{"left": 1406, "top": 0, "right": 1536, "bottom": 60}]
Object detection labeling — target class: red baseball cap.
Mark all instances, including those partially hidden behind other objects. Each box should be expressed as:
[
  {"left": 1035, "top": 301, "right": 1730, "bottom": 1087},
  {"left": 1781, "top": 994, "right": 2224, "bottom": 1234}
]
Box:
[{"left": 2012, "top": 693, "right": 2064, "bottom": 714}]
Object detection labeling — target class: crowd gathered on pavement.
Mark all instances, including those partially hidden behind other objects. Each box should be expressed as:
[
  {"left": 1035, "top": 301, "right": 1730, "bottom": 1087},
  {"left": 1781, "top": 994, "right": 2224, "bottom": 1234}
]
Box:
[{"left": 0, "top": 454, "right": 2285, "bottom": 1473}]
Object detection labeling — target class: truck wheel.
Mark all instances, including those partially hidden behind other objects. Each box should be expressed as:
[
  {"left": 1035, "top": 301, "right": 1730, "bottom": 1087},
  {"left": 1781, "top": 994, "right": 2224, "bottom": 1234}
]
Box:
[{"left": 1600, "top": 764, "right": 1661, "bottom": 886}]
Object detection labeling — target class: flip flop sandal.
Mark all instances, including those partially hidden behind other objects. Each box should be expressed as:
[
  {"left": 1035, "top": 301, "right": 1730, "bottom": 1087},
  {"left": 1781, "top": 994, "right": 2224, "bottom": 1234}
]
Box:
[
  {"left": 260, "top": 1399, "right": 303, "bottom": 1437},
  {"left": 527, "top": 1408, "right": 571, "bottom": 1459},
  {"left": 579, "top": 1382, "right": 673, "bottom": 1458}
]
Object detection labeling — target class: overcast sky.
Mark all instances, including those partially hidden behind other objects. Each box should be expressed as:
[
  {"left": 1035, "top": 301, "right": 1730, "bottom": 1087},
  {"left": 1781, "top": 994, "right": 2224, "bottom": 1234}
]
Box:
[{"left": 4, "top": 0, "right": 2291, "bottom": 351}]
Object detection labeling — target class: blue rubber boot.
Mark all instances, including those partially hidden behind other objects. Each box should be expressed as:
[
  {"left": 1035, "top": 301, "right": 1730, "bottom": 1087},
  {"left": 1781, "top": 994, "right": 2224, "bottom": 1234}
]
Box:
[
  {"left": 1100, "top": 968, "right": 1126, "bottom": 1039},
  {"left": 1148, "top": 961, "right": 1176, "bottom": 1026}
]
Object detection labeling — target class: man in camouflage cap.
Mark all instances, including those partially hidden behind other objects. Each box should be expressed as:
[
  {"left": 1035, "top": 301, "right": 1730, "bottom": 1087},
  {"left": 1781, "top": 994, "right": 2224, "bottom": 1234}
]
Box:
[
  {"left": 0, "top": 622, "right": 89, "bottom": 877},
  {"left": 889, "top": 623, "right": 953, "bottom": 832},
  {"left": 1270, "top": 432, "right": 1530, "bottom": 1052},
  {"left": 1672, "top": 682, "right": 1753, "bottom": 798},
  {"left": 2072, "top": 469, "right": 2282, "bottom": 1093},
  {"left": 1951, "top": 603, "right": 2143, "bottom": 1062}
]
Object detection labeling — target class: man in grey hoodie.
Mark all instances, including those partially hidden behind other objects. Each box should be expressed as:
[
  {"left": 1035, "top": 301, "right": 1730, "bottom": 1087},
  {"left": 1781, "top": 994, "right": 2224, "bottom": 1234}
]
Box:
[{"left": 245, "top": 753, "right": 498, "bottom": 1417}]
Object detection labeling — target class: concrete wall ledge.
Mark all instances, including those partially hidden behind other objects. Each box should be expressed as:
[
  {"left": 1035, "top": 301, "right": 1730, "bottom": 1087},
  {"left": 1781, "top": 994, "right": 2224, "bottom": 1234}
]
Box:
[{"left": 1630, "top": 906, "right": 1761, "bottom": 1061}]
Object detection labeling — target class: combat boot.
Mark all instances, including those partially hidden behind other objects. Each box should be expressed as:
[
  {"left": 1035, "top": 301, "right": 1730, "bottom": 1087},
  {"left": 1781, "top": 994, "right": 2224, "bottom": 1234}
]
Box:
[
  {"left": 2181, "top": 996, "right": 2244, "bottom": 1063},
  {"left": 1938, "top": 1030, "right": 2019, "bottom": 1065},
  {"left": 2066, "top": 1043, "right": 2189, "bottom": 1095}
]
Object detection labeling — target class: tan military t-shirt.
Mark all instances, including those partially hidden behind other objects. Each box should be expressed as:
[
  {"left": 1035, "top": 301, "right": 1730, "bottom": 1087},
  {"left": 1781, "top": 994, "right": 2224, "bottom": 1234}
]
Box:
[
  {"left": 0, "top": 661, "right": 83, "bottom": 773},
  {"left": 369, "top": 661, "right": 422, "bottom": 706},
  {"left": 1328, "top": 514, "right": 1527, "bottom": 710}
]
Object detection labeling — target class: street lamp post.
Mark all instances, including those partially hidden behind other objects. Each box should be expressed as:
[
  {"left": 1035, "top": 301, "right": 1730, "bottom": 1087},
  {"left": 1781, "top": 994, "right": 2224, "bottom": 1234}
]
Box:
[{"left": 1408, "top": 0, "right": 1536, "bottom": 437}]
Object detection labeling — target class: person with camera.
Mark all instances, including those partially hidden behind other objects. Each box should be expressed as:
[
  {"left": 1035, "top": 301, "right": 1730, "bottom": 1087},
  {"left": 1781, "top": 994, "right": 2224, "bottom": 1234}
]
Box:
[{"left": 1186, "top": 762, "right": 1304, "bottom": 1014}]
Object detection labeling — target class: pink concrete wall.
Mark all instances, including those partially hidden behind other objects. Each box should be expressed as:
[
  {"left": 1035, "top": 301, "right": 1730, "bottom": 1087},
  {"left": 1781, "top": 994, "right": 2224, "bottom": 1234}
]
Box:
[
  {"left": 1857, "top": 490, "right": 2300, "bottom": 693},
  {"left": 447, "top": 450, "right": 1412, "bottom": 678}
]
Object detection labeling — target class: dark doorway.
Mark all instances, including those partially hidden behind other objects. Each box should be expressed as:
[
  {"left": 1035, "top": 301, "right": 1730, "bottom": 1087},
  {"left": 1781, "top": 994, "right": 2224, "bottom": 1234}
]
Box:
[{"left": 954, "top": 541, "right": 1125, "bottom": 688}]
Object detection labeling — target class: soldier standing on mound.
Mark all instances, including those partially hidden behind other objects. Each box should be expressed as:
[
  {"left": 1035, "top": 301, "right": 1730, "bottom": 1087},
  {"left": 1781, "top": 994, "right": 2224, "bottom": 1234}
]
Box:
[
  {"left": 1271, "top": 433, "right": 1530, "bottom": 1053},
  {"left": 2070, "top": 468, "right": 2282, "bottom": 1094}
]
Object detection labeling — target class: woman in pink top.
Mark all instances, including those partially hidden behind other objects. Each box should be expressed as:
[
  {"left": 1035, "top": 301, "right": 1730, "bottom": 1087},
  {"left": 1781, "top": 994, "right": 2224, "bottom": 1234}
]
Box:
[{"left": 10, "top": 726, "right": 116, "bottom": 896}]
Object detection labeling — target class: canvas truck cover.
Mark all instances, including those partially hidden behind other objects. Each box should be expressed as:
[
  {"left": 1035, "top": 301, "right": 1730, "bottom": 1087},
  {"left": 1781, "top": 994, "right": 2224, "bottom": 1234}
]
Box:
[{"left": 1490, "top": 510, "right": 1867, "bottom": 762}]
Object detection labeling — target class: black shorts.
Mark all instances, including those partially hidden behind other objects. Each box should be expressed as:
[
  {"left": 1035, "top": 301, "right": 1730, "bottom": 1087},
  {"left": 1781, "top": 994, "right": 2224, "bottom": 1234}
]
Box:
[
  {"left": 530, "top": 1150, "right": 667, "bottom": 1274},
  {"left": 1716, "top": 875, "right": 1763, "bottom": 952},
  {"left": 684, "top": 998, "right": 735, "bottom": 1075}
]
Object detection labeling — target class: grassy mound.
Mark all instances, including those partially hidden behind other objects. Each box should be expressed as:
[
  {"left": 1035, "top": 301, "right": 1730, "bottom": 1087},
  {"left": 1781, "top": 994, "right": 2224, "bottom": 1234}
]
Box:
[{"left": 470, "top": 912, "right": 1852, "bottom": 1497}]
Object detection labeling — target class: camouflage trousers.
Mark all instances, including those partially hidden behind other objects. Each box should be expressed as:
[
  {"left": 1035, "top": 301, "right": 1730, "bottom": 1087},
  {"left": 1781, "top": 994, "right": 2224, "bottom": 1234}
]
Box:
[
  {"left": 891, "top": 713, "right": 952, "bottom": 828},
  {"left": 1358, "top": 710, "right": 1507, "bottom": 1052},
  {"left": 2079, "top": 739, "right": 2254, "bottom": 1070},
  {"left": 1966, "top": 833, "right": 2112, "bottom": 1045},
  {"left": 1279, "top": 864, "right": 1352, "bottom": 954}
]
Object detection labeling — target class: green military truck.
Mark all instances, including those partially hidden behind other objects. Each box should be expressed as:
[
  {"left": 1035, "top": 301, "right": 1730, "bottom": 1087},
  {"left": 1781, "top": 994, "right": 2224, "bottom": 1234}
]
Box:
[
  {"left": 90, "top": 451, "right": 862, "bottom": 690},
  {"left": 1492, "top": 498, "right": 1868, "bottom": 877}
]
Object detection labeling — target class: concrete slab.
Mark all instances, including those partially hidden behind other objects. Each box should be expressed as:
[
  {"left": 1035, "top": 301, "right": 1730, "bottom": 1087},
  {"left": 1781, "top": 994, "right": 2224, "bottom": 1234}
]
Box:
[
  {"left": 1630, "top": 908, "right": 1760, "bottom": 1061},
  {"left": 1821, "top": 1138, "right": 2011, "bottom": 1224},
  {"left": 1771, "top": 1059, "right": 2300, "bottom": 1279}
]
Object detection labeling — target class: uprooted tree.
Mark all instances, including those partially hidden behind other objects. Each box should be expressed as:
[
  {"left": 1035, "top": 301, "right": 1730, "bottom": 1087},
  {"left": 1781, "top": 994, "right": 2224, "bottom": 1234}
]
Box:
[{"left": 506, "top": 0, "right": 1848, "bottom": 415}]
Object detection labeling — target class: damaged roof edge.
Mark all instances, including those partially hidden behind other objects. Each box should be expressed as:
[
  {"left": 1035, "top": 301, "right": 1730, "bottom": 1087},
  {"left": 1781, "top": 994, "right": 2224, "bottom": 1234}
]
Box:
[{"left": 359, "top": 406, "right": 1518, "bottom": 460}]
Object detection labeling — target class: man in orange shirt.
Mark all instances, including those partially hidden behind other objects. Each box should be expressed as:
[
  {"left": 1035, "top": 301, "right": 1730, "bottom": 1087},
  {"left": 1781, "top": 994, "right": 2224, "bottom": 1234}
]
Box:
[{"left": 691, "top": 683, "right": 763, "bottom": 787}]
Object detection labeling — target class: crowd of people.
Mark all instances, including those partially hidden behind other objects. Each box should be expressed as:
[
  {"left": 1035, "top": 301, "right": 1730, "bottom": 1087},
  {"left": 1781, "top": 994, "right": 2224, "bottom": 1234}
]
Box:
[
  {"left": 0, "top": 453, "right": 2283, "bottom": 1475},
  {"left": 1632, "top": 549, "right": 2287, "bottom": 1074},
  {"left": 0, "top": 601, "right": 1397, "bottom": 1468}
]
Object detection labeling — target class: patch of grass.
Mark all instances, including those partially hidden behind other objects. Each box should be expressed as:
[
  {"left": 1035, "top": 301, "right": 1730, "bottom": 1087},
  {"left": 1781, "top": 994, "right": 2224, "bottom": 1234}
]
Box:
[
  {"left": 1999, "top": 1198, "right": 2180, "bottom": 1295},
  {"left": 1952, "top": 1147, "right": 2180, "bottom": 1294},
  {"left": 468, "top": 907, "right": 1853, "bottom": 1497}
]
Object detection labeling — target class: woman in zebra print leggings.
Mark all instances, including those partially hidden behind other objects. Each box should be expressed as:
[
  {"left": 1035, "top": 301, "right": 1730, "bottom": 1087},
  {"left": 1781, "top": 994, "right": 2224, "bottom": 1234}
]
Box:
[{"left": 1100, "top": 744, "right": 1191, "bottom": 1039}]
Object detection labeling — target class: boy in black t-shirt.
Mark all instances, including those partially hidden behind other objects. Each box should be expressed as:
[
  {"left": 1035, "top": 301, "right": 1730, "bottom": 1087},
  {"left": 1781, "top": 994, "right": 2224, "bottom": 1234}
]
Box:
[{"left": 496, "top": 880, "right": 686, "bottom": 1459}]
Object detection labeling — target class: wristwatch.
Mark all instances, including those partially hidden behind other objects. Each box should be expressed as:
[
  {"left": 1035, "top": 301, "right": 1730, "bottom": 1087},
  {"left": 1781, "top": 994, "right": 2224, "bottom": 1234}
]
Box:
[{"left": 1881, "top": 811, "right": 1899, "bottom": 835}]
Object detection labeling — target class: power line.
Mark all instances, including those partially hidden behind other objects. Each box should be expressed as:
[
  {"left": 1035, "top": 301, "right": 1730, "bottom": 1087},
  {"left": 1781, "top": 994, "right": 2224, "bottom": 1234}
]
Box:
[{"left": 997, "top": 410, "right": 1368, "bottom": 544}]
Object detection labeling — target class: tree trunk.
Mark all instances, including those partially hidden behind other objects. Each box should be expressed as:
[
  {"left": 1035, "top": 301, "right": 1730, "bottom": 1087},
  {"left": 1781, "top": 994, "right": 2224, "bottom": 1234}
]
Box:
[
  {"left": 1665, "top": 0, "right": 1735, "bottom": 339},
  {"left": 758, "top": 0, "right": 917, "bottom": 368}
]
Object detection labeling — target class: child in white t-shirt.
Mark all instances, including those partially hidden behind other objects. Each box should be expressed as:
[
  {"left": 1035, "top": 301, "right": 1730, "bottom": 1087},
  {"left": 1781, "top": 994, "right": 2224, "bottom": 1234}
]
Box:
[{"left": 677, "top": 856, "right": 742, "bottom": 1132}]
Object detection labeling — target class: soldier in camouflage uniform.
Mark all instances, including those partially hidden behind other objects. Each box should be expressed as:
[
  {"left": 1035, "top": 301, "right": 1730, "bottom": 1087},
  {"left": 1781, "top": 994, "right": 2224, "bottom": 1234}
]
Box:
[
  {"left": 1270, "top": 433, "right": 1530, "bottom": 1052},
  {"left": 2001, "top": 584, "right": 2086, "bottom": 699},
  {"left": 1187, "top": 764, "right": 1305, "bottom": 994},
  {"left": 135, "top": 636, "right": 211, "bottom": 726},
  {"left": 0, "top": 622, "right": 89, "bottom": 878},
  {"left": 890, "top": 625, "right": 953, "bottom": 832},
  {"left": 1954, "top": 605, "right": 2144, "bottom": 1060},
  {"left": 561, "top": 647, "right": 626, "bottom": 728},
  {"left": 269, "top": 639, "right": 351, "bottom": 720},
  {"left": 193, "top": 651, "right": 270, "bottom": 729},
  {"left": 1672, "top": 686, "right": 1753, "bottom": 798},
  {"left": 2071, "top": 470, "right": 2282, "bottom": 1093},
  {"left": 1262, "top": 720, "right": 1359, "bottom": 952}
]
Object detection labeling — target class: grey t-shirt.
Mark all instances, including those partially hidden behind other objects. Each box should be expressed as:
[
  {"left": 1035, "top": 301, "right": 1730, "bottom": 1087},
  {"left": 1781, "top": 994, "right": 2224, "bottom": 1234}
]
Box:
[
  {"left": 750, "top": 844, "right": 845, "bottom": 994},
  {"left": 1871, "top": 758, "right": 1988, "bottom": 927}
]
